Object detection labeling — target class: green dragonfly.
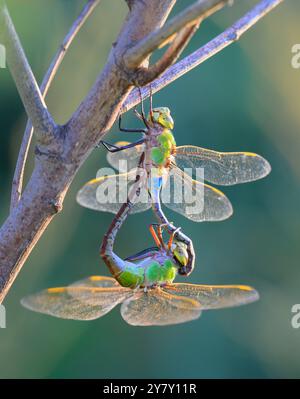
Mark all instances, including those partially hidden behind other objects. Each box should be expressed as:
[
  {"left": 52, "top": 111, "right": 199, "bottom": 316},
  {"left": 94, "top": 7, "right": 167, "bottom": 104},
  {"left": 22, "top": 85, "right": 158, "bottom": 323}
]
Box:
[
  {"left": 77, "top": 98, "right": 271, "bottom": 230},
  {"left": 22, "top": 170, "right": 259, "bottom": 326}
]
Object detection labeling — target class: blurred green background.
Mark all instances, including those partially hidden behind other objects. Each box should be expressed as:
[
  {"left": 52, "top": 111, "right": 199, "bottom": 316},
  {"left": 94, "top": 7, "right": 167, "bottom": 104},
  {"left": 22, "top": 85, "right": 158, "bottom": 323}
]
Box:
[{"left": 0, "top": 0, "right": 300, "bottom": 378}]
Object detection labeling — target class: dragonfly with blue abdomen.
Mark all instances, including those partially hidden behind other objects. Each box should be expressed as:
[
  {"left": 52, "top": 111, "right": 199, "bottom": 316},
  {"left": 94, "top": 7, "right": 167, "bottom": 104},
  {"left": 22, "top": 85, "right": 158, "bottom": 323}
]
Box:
[{"left": 77, "top": 95, "right": 271, "bottom": 231}]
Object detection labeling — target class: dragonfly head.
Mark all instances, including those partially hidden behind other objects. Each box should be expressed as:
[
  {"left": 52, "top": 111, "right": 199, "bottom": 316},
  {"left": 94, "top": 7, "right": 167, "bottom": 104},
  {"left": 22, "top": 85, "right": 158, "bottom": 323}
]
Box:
[
  {"left": 149, "top": 107, "right": 174, "bottom": 129},
  {"left": 171, "top": 239, "right": 189, "bottom": 269},
  {"left": 172, "top": 233, "right": 195, "bottom": 276}
]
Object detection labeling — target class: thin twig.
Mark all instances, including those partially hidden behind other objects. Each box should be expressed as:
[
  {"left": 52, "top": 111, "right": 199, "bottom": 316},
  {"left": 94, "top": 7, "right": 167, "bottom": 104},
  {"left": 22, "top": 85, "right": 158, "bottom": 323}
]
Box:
[
  {"left": 0, "top": 2, "right": 55, "bottom": 135},
  {"left": 122, "top": 0, "right": 284, "bottom": 112},
  {"left": 134, "top": 22, "right": 201, "bottom": 86},
  {"left": 10, "top": 0, "right": 101, "bottom": 211},
  {"left": 124, "top": 0, "right": 231, "bottom": 68}
]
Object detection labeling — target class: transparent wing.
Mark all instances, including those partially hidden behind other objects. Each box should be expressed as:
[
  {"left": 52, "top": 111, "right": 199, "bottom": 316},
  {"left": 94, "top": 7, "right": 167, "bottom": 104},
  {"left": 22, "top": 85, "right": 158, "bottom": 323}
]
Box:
[
  {"left": 175, "top": 145, "right": 271, "bottom": 185},
  {"left": 69, "top": 275, "right": 120, "bottom": 289},
  {"left": 76, "top": 170, "right": 151, "bottom": 214},
  {"left": 161, "top": 166, "right": 233, "bottom": 222},
  {"left": 163, "top": 283, "right": 259, "bottom": 310},
  {"left": 21, "top": 276, "right": 132, "bottom": 320},
  {"left": 120, "top": 288, "right": 202, "bottom": 326},
  {"left": 107, "top": 141, "right": 145, "bottom": 172}
]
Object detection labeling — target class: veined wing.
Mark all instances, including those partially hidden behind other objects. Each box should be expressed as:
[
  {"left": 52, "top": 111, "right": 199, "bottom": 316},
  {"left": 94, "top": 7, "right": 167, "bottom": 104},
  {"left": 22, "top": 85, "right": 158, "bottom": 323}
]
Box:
[
  {"left": 175, "top": 145, "right": 271, "bottom": 186},
  {"left": 21, "top": 276, "right": 132, "bottom": 320},
  {"left": 69, "top": 275, "right": 120, "bottom": 289},
  {"left": 125, "top": 247, "right": 160, "bottom": 262},
  {"left": 76, "top": 170, "right": 151, "bottom": 214},
  {"left": 107, "top": 141, "right": 145, "bottom": 172},
  {"left": 120, "top": 288, "right": 202, "bottom": 326},
  {"left": 161, "top": 165, "right": 233, "bottom": 222},
  {"left": 163, "top": 283, "right": 259, "bottom": 309}
]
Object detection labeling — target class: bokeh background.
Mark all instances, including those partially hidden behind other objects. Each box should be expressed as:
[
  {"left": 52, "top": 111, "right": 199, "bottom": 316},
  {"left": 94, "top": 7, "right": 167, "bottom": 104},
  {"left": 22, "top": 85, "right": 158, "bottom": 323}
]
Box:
[{"left": 0, "top": 0, "right": 300, "bottom": 378}]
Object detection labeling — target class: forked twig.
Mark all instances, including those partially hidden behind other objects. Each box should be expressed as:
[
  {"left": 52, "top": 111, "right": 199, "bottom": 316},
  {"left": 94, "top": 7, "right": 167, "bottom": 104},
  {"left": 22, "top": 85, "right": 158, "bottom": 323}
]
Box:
[
  {"left": 124, "top": 0, "right": 231, "bottom": 68},
  {"left": 122, "top": 0, "right": 284, "bottom": 112}
]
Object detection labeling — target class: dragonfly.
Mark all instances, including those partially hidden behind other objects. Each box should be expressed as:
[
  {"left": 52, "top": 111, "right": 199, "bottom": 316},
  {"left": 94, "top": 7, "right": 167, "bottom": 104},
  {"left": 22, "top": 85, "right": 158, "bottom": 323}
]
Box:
[
  {"left": 77, "top": 94, "right": 271, "bottom": 233},
  {"left": 22, "top": 168, "right": 259, "bottom": 326}
]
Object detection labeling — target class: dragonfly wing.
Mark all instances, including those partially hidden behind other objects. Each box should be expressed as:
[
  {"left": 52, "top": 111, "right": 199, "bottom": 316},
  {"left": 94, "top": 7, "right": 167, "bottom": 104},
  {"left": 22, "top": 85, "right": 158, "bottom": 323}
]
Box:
[
  {"left": 162, "top": 166, "right": 233, "bottom": 222},
  {"left": 69, "top": 275, "right": 120, "bottom": 288},
  {"left": 175, "top": 145, "right": 271, "bottom": 185},
  {"left": 76, "top": 170, "right": 151, "bottom": 214},
  {"left": 163, "top": 283, "right": 259, "bottom": 310},
  {"left": 125, "top": 247, "right": 160, "bottom": 262},
  {"left": 120, "top": 288, "right": 202, "bottom": 326},
  {"left": 107, "top": 141, "right": 145, "bottom": 172},
  {"left": 67, "top": 275, "right": 131, "bottom": 308},
  {"left": 21, "top": 277, "right": 132, "bottom": 320}
]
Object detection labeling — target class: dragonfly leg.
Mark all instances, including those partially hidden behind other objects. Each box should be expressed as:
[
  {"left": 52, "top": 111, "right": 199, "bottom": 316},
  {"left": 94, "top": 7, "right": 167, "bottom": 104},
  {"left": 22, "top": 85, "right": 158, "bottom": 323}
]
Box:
[
  {"left": 100, "top": 139, "right": 145, "bottom": 153},
  {"left": 134, "top": 87, "right": 149, "bottom": 129},
  {"left": 149, "top": 224, "right": 163, "bottom": 248},
  {"left": 156, "top": 225, "right": 164, "bottom": 247},
  {"left": 167, "top": 227, "right": 182, "bottom": 251},
  {"left": 139, "top": 87, "right": 146, "bottom": 120},
  {"left": 149, "top": 84, "right": 154, "bottom": 123},
  {"left": 149, "top": 222, "right": 175, "bottom": 250},
  {"left": 134, "top": 109, "right": 146, "bottom": 124},
  {"left": 118, "top": 114, "right": 146, "bottom": 133}
]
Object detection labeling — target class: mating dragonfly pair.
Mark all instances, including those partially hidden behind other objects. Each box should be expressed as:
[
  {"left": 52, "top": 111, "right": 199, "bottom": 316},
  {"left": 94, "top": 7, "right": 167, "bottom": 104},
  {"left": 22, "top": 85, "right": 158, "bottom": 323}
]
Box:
[{"left": 22, "top": 94, "right": 271, "bottom": 326}]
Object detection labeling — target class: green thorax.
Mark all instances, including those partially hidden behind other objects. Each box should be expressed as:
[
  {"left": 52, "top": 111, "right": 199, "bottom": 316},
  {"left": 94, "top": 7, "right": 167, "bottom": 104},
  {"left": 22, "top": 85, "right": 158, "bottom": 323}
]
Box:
[
  {"left": 151, "top": 129, "right": 176, "bottom": 167},
  {"left": 117, "top": 256, "right": 177, "bottom": 289}
]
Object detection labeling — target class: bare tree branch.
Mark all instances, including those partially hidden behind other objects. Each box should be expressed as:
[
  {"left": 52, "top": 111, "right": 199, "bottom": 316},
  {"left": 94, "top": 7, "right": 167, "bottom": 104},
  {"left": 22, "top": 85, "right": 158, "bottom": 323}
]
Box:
[
  {"left": 122, "top": 0, "right": 284, "bottom": 113},
  {"left": 0, "top": 1, "right": 55, "bottom": 136},
  {"left": 10, "top": 0, "right": 101, "bottom": 211},
  {"left": 0, "top": 0, "right": 177, "bottom": 304},
  {"left": 0, "top": 0, "right": 284, "bottom": 303},
  {"left": 134, "top": 22, "right": 201, "bottom": 86},
  {"left": 124, "top": 0, "right": 231, "bottom": 68},
  {"left": 65, "top": 0, "right": 176, "bottom": 160}
]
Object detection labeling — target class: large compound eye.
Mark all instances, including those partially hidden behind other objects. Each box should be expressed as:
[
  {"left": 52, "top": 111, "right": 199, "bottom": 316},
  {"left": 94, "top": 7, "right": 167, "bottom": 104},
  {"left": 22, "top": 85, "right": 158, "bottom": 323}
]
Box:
[
  {"left": 153, "top": 111, "right": 160, "bottom": 121},
  {"left": 173, "top": 242, "right": 189, "bottom": 267}
]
